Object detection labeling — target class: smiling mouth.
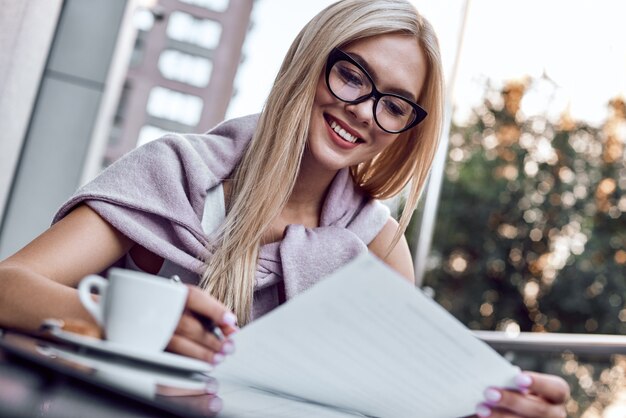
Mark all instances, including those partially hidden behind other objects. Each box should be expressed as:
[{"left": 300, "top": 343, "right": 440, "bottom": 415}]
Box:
[{"left": 326, "top": 116, "right": 364, "bottom": 144}]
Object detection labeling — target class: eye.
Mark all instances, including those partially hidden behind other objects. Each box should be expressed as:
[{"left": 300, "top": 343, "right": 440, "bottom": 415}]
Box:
[
  {"left": 336, "top": 63, "right": 366, "bottom": 87},
  {"left": 381, "top": 97, "right": 410, "bottom": 117}
]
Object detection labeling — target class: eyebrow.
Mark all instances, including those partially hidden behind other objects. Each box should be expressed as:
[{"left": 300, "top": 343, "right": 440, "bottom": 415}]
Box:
[{"left": 347, "top": 51, "right": 418, "bottom": 102}]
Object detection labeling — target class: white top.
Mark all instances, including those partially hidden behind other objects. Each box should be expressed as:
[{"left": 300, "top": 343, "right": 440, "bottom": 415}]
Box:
[{"left": 124, "top": 183, "right": 225, "bottom": 277}]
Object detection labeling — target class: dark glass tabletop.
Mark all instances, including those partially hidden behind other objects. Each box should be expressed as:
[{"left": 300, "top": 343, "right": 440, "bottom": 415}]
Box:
[{"left": 0, "top": 330, "right": 362, "bottom": 418}]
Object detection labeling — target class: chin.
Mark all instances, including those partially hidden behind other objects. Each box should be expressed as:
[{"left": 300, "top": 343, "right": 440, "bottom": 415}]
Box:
[
  {"left": 304, "top": 139, "right": 350, "bottom": 172},
  {"left": 306, "top": 118, "right": 355, "bottom": 170},
  {"left": 311, "top": 149, "right": 350, "bottom": 172}
]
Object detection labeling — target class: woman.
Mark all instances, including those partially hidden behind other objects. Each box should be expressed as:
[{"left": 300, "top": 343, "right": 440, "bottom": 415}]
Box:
[{"left": 0, "top": 0, "right": 568, "bottom": 416}]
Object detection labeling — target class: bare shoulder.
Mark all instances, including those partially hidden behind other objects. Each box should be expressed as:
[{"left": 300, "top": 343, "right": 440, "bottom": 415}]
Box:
[{"left": 367, "top": 217, "right": 415, "bottom": 284}]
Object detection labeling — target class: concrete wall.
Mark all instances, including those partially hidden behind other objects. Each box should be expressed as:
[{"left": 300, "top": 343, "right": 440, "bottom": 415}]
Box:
[
  {"left": 0, "top": 0, "right": 63, "bottom": 223},
  {"left": 0, "top": 0, "right": 134, "bottom": 258}
]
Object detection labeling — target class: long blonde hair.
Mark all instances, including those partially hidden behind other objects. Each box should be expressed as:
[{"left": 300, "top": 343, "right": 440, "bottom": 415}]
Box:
[{"left": 200, "top": 0, "right": 444, "bottom": 324}]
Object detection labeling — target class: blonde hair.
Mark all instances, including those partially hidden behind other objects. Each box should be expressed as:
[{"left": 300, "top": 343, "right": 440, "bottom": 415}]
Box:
[{"left": 200, "top": 0, "right": 444, "bottom": 324}]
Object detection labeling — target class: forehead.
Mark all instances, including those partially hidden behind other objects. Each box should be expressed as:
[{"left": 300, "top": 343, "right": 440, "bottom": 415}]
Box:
[{"left": 342, "top": 34, "right": 427, "bottom": 101}]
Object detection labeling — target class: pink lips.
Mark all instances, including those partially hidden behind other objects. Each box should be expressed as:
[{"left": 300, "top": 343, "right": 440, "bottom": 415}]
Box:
[{"left": 324, "top": 115, "right": 362, "bottom": 150}]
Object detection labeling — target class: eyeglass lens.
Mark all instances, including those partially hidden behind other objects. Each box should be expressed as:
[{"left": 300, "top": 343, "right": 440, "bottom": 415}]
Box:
[{"left": 328, "top": 60, "right": 417, "bottom": 133}]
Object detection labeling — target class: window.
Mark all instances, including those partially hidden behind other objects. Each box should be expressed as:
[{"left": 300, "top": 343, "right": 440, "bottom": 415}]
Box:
[
  {"left": 146, "top": 87, "right": 203, "bottom": 126},
  {"left": 158, "top": 50, "right": 212, "bottom": 87},
  {"left": 133, "top": 7, "right": 155, "bottom": 32},
  {"left": 167, "top": 11, "right": 222, "bottom": 50}
]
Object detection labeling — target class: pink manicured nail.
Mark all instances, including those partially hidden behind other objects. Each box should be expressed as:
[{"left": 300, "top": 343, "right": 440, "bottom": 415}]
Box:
[
  {"left": 207, "top": 396, "right": 223, "bottom": 413},
  {"left": 220, "top": 341, "right": 235, "bottom": 355},
  {"left": 221, "top": 312, "right": 237, "bottom": 327},
  {"left": 212, "top": 353, "right": 225, "bottom": 365},
  {"left": 484, "top": 388, "right": 501, "bottom": 404},
  {"left": 515, "top": 373, "right": 533, "bottom": 388},
  {"left": 476, "top": 404, "right": 492, "bottom": 417}
]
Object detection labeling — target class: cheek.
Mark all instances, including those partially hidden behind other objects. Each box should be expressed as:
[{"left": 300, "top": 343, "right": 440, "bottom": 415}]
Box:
[
  {"left": 310, "top": 80, "right": 327, "bottom": 121},
  {"left": 374, "top": 134, "right": 399, "bottom": 152},
  {"left": 313, "top": 76, "right": 335, "bottom": 108}
]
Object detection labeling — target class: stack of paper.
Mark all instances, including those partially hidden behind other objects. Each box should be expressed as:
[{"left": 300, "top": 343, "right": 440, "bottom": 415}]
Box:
[{"left": 214, "top": 253, "right": 518, "bottom": 418}]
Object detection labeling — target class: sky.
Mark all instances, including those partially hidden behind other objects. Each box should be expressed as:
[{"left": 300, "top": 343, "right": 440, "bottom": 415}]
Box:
[
  {"left": 454, "top": 0, "right": 626, "bottom": 125},
  {"left": 227, "top": 0, "right": 626, "bottom": 127}
]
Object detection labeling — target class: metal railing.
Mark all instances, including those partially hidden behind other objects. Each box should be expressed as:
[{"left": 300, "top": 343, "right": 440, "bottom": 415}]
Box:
[{"left": 475, "top": 330, "right": 626, "bottom": 355}]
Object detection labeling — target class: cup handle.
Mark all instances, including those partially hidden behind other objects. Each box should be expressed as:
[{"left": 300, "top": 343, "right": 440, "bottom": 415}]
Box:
[{"left": 77, "top": 275, "right": 108, "bottom": 326}]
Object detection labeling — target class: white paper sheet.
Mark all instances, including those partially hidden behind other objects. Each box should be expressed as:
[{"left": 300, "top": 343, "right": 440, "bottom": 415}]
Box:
[
  {"left": 214, "top": 253, "right": 518, "bottom": 418},
  {"left": 216, "top": 377, "right": 365, "bottom": 417}
]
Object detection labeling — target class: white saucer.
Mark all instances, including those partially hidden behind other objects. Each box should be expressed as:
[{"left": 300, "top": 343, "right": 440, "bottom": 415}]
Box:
[{"left": 50, "top": 328, "right": 213, "bottom": 373}]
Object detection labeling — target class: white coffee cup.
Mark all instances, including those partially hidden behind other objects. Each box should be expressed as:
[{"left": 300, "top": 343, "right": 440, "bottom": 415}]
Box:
[{"left": 77, "top": 268, "right": 188, "bottom": 352}]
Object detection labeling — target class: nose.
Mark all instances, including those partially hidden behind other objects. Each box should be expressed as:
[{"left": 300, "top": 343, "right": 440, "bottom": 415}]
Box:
[{"left": 344, "top": 97, "right": 374, "bottom": 127}]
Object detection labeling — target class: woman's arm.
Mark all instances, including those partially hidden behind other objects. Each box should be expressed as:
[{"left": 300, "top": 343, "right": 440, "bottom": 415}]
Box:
[
  {"left": 0, "top": 205, "right": 236, "bottom": 364},
  {"left": 0, "top": 205, "right": 135, "bottom": 331},
  {"left": 368, "top": 216, "right": 415, "bottom": 284}
]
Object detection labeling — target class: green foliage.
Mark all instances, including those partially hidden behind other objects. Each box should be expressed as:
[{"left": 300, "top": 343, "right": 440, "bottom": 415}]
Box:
[{"left": 423, "top": 80, "right": 625, "bottom": 334}]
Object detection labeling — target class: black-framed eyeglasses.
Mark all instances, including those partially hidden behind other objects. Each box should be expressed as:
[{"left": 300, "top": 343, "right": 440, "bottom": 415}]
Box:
[{"left": 325, "top": 48, "right": 427, "bottom": 134}]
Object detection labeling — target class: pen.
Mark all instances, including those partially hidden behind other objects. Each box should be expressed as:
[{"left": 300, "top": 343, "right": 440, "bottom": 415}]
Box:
[{"left": 192, "top": 311, "right": 225, "bottom": 341}]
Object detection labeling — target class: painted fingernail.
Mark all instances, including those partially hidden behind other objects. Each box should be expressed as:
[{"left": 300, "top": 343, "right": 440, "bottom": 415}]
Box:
[
  {"left": 515, "top": 372, "right": 533, "bottom": 388},
  {"left": 484, "top": 388, "right": 501, "bottom": 404},
  {"left": 221, "top": 341, "right": 235, "bottom": 355},
  {"left": 221, "top": 312, "right": 237, "bottom": 327},
  {"left": 208, "top": 396, "right": 223, "bottom": 413},
  {"left": 211, "top": 353, "right": 225, "bottom": 365},
  {"left": 476, "top": 404, "right": 492, "bottom": 417}
]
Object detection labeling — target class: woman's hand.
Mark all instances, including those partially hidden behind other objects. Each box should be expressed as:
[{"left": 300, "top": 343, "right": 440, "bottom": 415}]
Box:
[
  {"left": 166, "top": 285, "right": 239, "bottom": 365},
  {"left": 475, "top": 371, "right": 569, "bottom": 418}
]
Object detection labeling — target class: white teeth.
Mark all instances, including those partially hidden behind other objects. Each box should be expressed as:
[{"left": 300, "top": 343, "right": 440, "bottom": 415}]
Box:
[{"left": 330, "top": 120, "right": 358, "bottom": 143}]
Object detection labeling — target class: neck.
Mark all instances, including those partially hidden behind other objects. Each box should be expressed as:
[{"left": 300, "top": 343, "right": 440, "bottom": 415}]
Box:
[
  {"left": 261, "top": 148, "right": 338, "bottom": 243},
  {"left": 287, "top": 149, "right": 338, "bottom": 214}
]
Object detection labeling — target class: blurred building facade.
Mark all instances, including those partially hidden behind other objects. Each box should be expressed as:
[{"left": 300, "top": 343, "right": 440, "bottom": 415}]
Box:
[
  {"left": 106, "top": 0, "right": 254, "bottom": 164},
  {"left": 0, "top": 0, "right": 254, "bottom": 258}
]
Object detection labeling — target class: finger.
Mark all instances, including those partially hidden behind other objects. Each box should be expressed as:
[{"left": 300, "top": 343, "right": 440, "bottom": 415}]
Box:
[
  {"left": 476, "top": 404, "right": 518, "bottom": 418},
  {"left": 156, "top": 376, "right": 218, "bottom": 396},
  {"left": 489, "top": 404, "right": 567, "bottom": 418},
  {"left": 222, "top": 323, "right": 240, "bottom": 337},
  {"left": 167, "top": 334, "right": 225, "bottom": 365},
  {"left": 477, "top": 402, "right": 562, "bottom": 418},
  {"left": 479, "top": 387, "right": 567, "bottom": 418},
  {"left": 185, "top": 285, "right": 238, "bottom": 330},
  {"left": 520, "top": 372, "right": 570, "bottom": 405},
  {"left": 176, "top": 312, "right": 224, "bottom": 352},
  {"left": 477, "top": 404, "right": 541, "bottom": 418}
]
